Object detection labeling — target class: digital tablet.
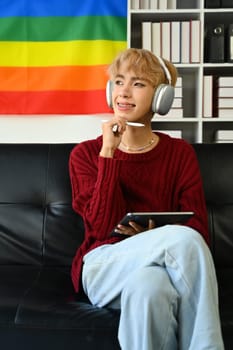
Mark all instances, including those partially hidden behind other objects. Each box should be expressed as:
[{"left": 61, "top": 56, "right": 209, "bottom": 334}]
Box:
[{"left": 118, "top": 211, "right": 194, "bottom": 228}]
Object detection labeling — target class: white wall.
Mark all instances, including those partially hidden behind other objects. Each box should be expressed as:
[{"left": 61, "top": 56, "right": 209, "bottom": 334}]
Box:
[{"left": 0, "top": 114, "right": 112, "bottom": 143}]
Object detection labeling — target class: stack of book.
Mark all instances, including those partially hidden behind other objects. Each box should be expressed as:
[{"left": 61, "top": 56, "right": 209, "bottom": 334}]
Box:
[
  {"left": 131, "top": 0, "right": 177, "bottom": 9},
  {"left": 218, "top": 77, "right": 233, "bottom": 118},
  {"left": 142, "top": 20, "right": 200, "bottom": 63},
  {"left": 152, "top": 77, "right": 183, "bottom": 118},
  {"left": 203, "top": 76, "right": 233, "bottom": 118}
]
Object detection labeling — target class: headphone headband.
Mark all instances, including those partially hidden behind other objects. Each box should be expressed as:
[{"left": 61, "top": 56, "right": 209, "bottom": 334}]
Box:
[{"left": 155, "top": 56, "right": 172, "bottom": 85}]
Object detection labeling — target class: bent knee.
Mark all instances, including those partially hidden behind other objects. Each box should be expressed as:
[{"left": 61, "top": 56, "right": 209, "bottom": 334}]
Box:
[
  {"left": 122, "top": 266, "right": 178, "bottom": 303},
  {"left": 168, "top": 225, "right": 207, "bottom": 249}
]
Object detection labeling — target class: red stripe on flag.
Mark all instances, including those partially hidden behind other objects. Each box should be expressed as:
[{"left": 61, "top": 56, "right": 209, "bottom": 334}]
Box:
[{"left": 0, "top": 90, "right": 113, "bottom": 114}]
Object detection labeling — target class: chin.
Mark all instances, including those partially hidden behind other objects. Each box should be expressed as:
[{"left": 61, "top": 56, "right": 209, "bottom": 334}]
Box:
[{"left": 114, "top": 110, "right": 130, "bottom": 118}]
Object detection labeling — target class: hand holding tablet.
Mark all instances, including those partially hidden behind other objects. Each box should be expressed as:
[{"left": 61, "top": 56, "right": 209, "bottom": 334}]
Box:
[
  {"left": 111, "top": 211, "right": 194, "bottom": 237},
  {"left": 119, "top": 211, "right": 194, "bottom": 227}
]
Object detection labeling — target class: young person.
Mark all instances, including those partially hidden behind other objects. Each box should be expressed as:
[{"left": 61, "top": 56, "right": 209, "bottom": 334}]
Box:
[{"left": 69, "top": 48, "right": 224, "bottom": 349}]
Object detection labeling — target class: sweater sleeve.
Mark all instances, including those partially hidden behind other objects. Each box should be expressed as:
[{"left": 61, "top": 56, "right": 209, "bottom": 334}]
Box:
[{"left": 69, "top": 141, "right": 127, "bottom": 240}]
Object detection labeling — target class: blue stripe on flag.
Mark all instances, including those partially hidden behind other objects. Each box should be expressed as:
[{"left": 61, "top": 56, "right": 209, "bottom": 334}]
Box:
[{"left": 0, "top": 0, "right": 127, "bottom": 17}]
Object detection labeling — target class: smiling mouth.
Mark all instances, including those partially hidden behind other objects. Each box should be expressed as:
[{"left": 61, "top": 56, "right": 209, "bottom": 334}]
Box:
[{"left": 117, "top": 102, "right": 135, "bottom": 108}]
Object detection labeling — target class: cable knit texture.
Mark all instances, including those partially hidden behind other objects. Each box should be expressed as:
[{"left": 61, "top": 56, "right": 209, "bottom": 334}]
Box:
[{"left": 69, "top": 132, "right": 209, "bottom": 292}]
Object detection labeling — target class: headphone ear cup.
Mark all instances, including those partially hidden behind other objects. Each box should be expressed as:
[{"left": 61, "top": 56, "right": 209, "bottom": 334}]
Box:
[
  {"left": 152, "top": 84, "right": 175, "bottom": 115},
  {"left": 106, "top": 80, "right": 113, "bottom": 109}
]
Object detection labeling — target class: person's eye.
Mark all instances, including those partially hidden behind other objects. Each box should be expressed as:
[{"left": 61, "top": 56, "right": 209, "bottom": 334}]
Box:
[
  {"left": 134, "top": 81, "right": 145, "bottom": 87},
  {"left": 115, "top": 80, "right": 123, "bottom": 86}
]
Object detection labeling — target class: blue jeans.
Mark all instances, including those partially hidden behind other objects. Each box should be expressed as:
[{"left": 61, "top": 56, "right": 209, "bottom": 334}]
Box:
[{"left": 82, "top": 225, "right": 224, "bottom": 350}]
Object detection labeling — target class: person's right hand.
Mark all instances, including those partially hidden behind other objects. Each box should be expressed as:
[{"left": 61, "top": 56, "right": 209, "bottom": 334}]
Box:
[
  {"left": 114, "top": 219, "right": 155, "bottom": 236},
  {"left": 99, "top": 118, "right": 127, "bottom": 158}
]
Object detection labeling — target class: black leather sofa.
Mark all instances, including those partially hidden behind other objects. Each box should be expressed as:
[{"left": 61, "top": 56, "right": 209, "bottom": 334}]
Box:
[{"left": 0, "top": 142, "right": 232, "bottom": 350}]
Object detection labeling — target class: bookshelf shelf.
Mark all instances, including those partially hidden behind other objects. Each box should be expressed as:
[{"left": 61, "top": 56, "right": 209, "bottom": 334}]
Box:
[
  {"left": 128, "top": 0, "right": 233, "bottom": 143},
  {"left": 153, "top": 117, "right": 198, "bottom": 122}
]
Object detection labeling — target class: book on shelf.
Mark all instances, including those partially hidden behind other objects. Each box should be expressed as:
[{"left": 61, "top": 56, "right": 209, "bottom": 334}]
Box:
[
  {"left": 174, "top": 80, "right": 183, "bottom": 104},
  {"left": 215, "top": 130, "right": 233, "bottom": 143},
  {"left": 203, "top": 75, "right": 213, "bottom": 118},
  {"left": 219, "top": 77, "right": 233, "bottom": 86},
  {"left": 131, "top": 0, "right": 177, "bottom": 9},
  {"left": 176, "top": 77, "right": 182, "bottom": 87},
  {"left": 167, "top": 0, "right": 176, "bottom": 9},
  {"left": 161, "top": 22, "right": 171, "bottom": 61},
  {"left": 152, "top": 22, "right": 161, "bottom": 56},
  {"left": 215, "top": 76, "right": 233, "bottom": 118},
  {"left": 218, "top": 99, "right": 233, "bottom": 108},
  {"left": 142, "top": 20, "right": 200, "bottom": 64},
  {"left": 190, "top": 20, "right": 201, "bottom": 63},
  {"left": 201, "top": 74, "right": 233, "bottom": 118},
  {"left": 131, "top": 0, "right": 140, "bottom": 9},
  {"left": 171, "top": 22, "right": 181, "bottom": 63},
  {"left": 158, "top": 0, "right": 167, "bottom": 9},
  {"left": 172, "top": 98, "right": 182, "bottom": 108},
  {"left": 155, "top": 130, "right": 182, "bottom": 138},
  {"left": 165, "top": 108, "right": 183, "bottom": 118},
  {"left": 139, "top": 0, "right": 150, "bottom": 9},
  {"left": 218, "top": 109, "right": 233, "bottom": 118},
  {"left": 150, "top": 0, "right": 158, "bottom": 8},
  {"left": 174, "top": 86, "right": 182, "bottom": 98},
  {"left": 215, "top": 139, "right": 233, "bottom": 143},
  {"left": 142, "top": 22, "right": 152, "bottom": 50},
  {"left": 227, "top": 24, "right": 233, "bottom": 63},
  {"left": 181, "top": 21, "right": 190, "bottom": 63},
  {"left": 218, "top": 87, "right": 233, "bottom": 98},
  {"left": 142, "top": 20, "right": 183, "bottom": 61}
]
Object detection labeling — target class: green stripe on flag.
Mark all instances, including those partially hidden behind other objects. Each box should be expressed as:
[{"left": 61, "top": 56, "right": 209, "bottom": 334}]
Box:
[{"left": 0, "top": 16, "right": 127, "bottom": 41}]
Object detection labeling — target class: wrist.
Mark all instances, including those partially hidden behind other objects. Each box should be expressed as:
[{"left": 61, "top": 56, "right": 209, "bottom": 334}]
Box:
[{"left": 99, "top": 147, "right": 115, "bottom": 158}]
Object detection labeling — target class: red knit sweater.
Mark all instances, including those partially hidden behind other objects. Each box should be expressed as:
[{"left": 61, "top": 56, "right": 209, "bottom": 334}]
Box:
[{"left": 69, "top": 132, "right": 209, "bottom": 292}]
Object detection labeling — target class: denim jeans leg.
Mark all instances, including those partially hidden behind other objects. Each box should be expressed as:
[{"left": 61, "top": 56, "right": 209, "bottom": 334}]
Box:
[
  {"left": 82, "top": 224, "right": 224, "bottom": 350},
  {"left": 119, "top": 266, "right": 179, "bottom": 350}
]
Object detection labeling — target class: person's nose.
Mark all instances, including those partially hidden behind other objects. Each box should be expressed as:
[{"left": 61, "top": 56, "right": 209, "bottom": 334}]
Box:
[{"left": 118, "top": 83, "right": 131, "bottom": 98}]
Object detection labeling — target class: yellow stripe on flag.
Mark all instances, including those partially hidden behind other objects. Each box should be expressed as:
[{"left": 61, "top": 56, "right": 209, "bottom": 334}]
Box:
[{"left": 0, "top": 40, "right": 127, "bottom": 67}]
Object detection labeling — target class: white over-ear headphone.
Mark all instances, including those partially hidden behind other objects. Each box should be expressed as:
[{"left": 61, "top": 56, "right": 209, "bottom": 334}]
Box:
[{"left": 106, "top": 55, "right": 174, "bottom": 115}]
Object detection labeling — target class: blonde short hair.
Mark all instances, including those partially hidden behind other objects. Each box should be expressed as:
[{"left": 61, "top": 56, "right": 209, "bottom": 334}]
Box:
[{"left": 108, "top": 48, "right": 178, "bottom": 88}]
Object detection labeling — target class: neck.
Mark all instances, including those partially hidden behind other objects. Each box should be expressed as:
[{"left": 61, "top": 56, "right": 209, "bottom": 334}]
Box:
[
  {"left": 119, "top": 128, "right": 159, "bottom": 153},
  {"left": 120, "top": 137, "right": 156, "bottom": 152}
]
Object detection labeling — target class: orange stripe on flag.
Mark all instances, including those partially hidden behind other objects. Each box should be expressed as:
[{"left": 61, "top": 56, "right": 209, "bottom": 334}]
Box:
[
  {"left": 0, "top": 65, "right": 109, "bottom": 91},
  {"left": 0, "top": 90, "right": 113, "bottom": 114}
]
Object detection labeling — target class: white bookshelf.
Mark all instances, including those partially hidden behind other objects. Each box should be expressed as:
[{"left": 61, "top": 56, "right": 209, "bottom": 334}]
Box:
[{"left": 128, "top": 0, "right": 233, "bottom": 143}]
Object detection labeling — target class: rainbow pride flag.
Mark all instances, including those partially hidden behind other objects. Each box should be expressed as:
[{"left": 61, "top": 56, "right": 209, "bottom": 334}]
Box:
[{"left": 0, "top": 0, "right": 127, "bottom": 114}]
